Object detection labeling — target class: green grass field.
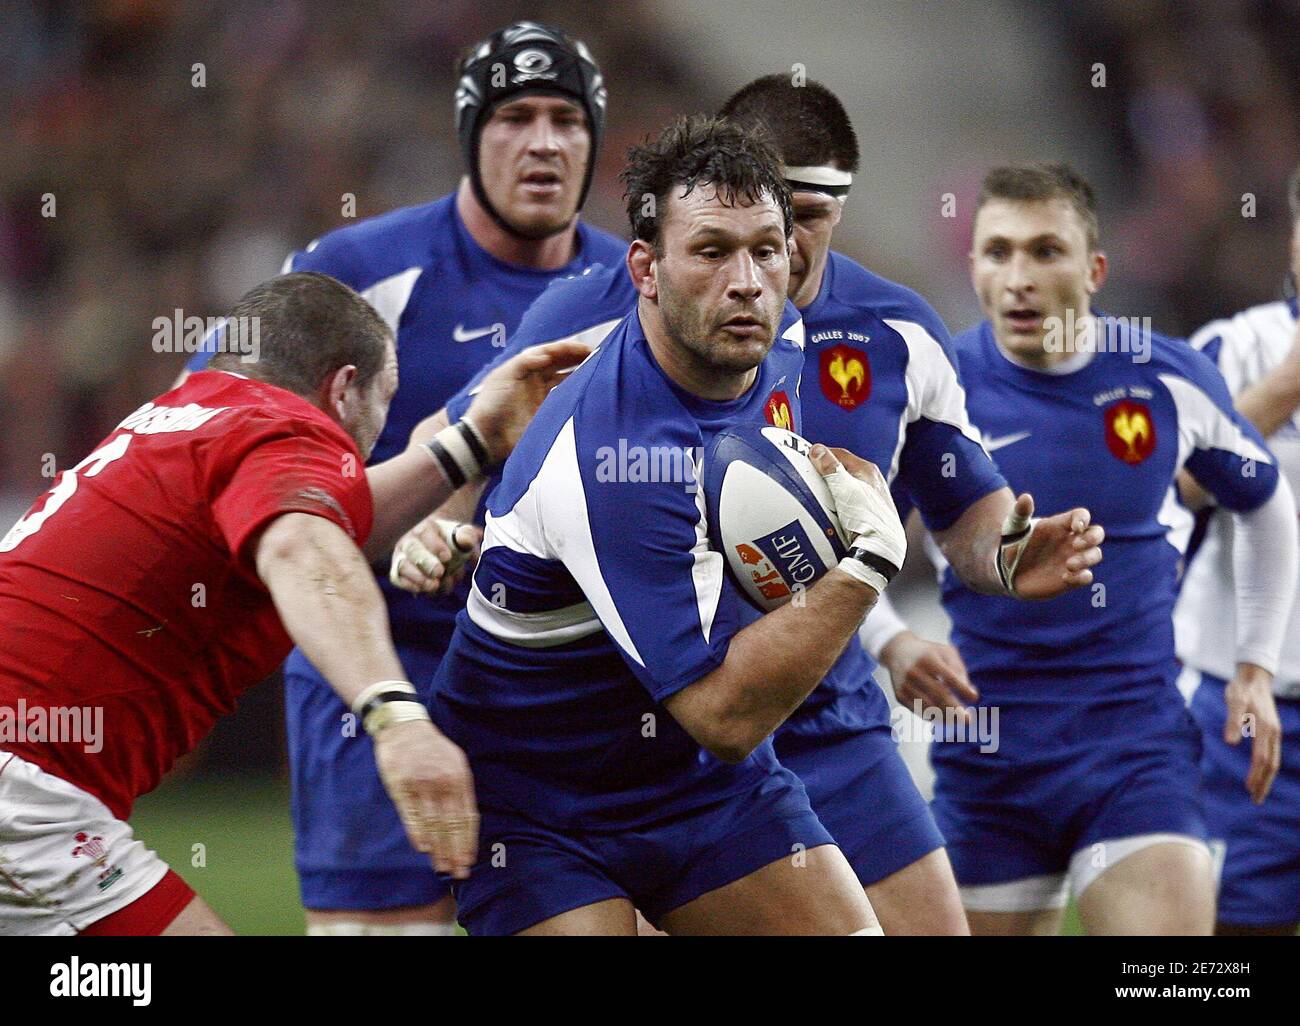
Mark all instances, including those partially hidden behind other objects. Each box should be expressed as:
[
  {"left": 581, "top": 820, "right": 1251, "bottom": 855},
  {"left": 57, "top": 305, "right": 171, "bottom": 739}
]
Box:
[
  {"left": 131, "top": 774, "right": 305, "bottom": 935},
  {"left": 131, "top": 772, "right": 1086, "bottom": 935}
]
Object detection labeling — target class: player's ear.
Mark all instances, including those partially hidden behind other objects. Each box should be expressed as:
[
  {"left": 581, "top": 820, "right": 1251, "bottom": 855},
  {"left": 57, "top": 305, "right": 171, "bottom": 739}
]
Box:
[
  {"left": 323, "top": 364, "right": 358, "bottom": 422},
  {"left": 628, "top": 240, "right": 657, "bottom": 301},
  {"left": 1087, "top": 249, "right": 1108, "bottom": 294}
]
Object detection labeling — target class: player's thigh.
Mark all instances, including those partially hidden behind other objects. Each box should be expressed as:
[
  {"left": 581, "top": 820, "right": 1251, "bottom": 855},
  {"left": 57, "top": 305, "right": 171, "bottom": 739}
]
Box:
[
  {"left": 659, "top": 844, "right": 875, "bottom": 936},
  {"left": 866, "top": 847, "right": 969, "bottom": 936},
  {"left": 966, "top": 908, "right": 1065, "bottom": 936},
  {"left": 778, "top": 722, "right": 958, "bottom": 933},
  {"left": 1076, "top": 839, "right": 1214, "bottom": 935},
  {"left": 160, "top": 894, "right": 233, "bottom": 936},
  {"left": 516, "top": 897, "right": 637, "bottom": 936}
]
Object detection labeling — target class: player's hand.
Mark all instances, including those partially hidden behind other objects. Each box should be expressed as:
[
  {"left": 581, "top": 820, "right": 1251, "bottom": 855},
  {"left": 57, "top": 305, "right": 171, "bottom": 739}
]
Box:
[
  {"left": 883, "top": 630, "right": 979, "bottom": 724},
  {"left": 372, "top": 719, "right": 479, "bottom": 879},
  {"left": 810, "top": 445, "right": 907, "bottom": 593},
  {"left": 1001, "top": 493, "right": 1104, "bottom": 599},
  {"left": 465, "top": 339, "right": 595, "bottom": 465},
  {"left": 1223, "top": 663, "right": 1282, "bottom": 804},
  {"left": 389, "top": 517, "right": 482, "bottom": 595}
]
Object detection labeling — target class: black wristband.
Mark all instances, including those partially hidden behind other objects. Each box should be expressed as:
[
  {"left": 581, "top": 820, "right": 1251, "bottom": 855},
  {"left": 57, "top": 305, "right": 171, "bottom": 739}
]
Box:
[
  {"left": 425, "top": 436, "right": 467, "bottom": 488},
  {"left": 457, "top": 418, "right": 491, "bottom": 471},
  {"left": 846, "top": 545, "right": 900, "bottom": 584},
  {"left": 358, "top": 690, "right": 422, "bottom": 725}
]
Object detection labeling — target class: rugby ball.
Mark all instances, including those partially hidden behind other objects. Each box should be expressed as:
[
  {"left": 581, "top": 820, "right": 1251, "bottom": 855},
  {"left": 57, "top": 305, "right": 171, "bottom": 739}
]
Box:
[{"left": 703, "top": 426, "right": 849, "bottom": 611}]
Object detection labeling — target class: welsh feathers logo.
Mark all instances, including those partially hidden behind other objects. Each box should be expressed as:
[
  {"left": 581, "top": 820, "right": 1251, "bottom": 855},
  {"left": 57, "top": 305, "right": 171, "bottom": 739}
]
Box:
[
  {"left": 71, "top": 831, "right": 124, "bottom": 891},
  {"left": 1105, "top": 400, "right": 1156, "bottom": 464},
  {"left": 765, "top": 390, "right": 793, "bottom": 430},
  {"left": 819, "top": 344, "right": 870, "bottom": 409}
]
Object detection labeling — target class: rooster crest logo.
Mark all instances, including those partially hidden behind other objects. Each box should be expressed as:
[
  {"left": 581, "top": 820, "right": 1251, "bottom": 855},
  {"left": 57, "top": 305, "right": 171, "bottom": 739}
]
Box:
[
  {"left": 1105, "top": 400, "right": 1156, "bottom": 464},
  {"left": 819, "top": 344, "right": 871, "bottom": 409},
  {"left": 765, "top": 390, "right": 793, "bottom": 429}
]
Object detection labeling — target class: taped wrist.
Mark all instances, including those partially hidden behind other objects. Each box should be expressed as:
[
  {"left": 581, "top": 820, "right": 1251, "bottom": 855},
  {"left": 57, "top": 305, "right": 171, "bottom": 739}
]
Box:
[
  {"left": 352, "top": 680, "right": 430, "bottom": 736},
  {"left": 837, "top": 544, "right": 899, "bottom": 596},
  {"left": 424, "top": 419, "right": 491, "bottom": 488},
  {"left": 996, "top": 510, "right": 1038, "bottom": 596}
]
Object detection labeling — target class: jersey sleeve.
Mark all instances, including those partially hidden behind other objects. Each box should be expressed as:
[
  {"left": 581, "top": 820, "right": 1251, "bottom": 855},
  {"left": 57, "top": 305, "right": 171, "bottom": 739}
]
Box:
[
  {"left": 1160, "top": 351, "right": 1279, "bottom": 512},
  {"left": 210, "top": 418, "right": 375, "bottom": 576},
  {"left": 888, "top": 318, "right": 1006, "bottom": 530},
  {"left": 537, "top": 415, "right": 738, "bottom": 702}
]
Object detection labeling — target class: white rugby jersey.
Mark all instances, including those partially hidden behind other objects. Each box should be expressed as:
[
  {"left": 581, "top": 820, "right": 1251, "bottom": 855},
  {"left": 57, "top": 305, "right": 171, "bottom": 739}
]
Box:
[{"left": 1176, "top": 299, "right": 1300, "bottom": 697}]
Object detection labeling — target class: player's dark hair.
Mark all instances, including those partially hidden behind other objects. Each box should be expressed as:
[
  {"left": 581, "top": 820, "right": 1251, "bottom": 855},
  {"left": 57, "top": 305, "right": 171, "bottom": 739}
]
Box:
[
  {"left": 620, "top": 114, "right": 793, "bottom": 249},
  {"left": 976, "top": 162, "right": 1100, "bottom": 250},
  {"left": 210, "top": 272, "right": 391, "bottom": 396},
  {"left": 717, "top": 74, "right": 860, "bottom": 173}
]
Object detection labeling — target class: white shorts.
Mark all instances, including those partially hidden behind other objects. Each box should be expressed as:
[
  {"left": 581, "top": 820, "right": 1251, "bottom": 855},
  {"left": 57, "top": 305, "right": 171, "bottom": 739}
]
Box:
[
  {"left": 0, "top": 753, "right": 171, "bottom": 936},
  {"left": 958, "top": 833, "right": 1212, "bottom": 913}
]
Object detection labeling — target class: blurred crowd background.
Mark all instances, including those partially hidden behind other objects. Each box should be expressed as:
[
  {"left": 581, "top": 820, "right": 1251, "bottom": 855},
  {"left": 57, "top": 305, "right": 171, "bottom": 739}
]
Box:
[{"left": 2, "top": 0, "right": 1297, "bottom": 775}]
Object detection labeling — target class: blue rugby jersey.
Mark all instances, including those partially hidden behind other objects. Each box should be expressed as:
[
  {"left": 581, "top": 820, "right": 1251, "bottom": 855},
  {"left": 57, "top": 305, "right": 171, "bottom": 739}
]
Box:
[
  {"left": 188, "top": 195, "right": 626, "bottom": 657},
  {"left": 942, "top": 316, "right": 1279, "bottom": 697},
  {"left": 777, "top": 253, "right": 1005, "bottom": 737},
  {"left": 432, "top": 305, "right": 808, "bottom": 828}
]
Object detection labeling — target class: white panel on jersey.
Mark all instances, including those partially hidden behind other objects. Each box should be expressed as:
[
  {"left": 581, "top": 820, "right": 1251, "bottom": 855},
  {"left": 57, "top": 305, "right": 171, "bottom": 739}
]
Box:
[
  {"left": 1190, "top": 301, "right": 1297, "bottom": 403},
  {"left": 473, "top": 418, "right": 645, "bottom": 664},
  {"left": 689, "top": 456, "right": 724, "bottom": 643},
  {"left": 781, "top": 315, "right": 806, "bottom": 351},
  {"left": 465, "top": 589, "right": 603, "bottom": 648},
  {"left": 1155, "top": 482, "right": 1196, "bottom": 556},
  {"left": 887, "top": 318, "right": 986, "bottom": 484},
  {"left": 538, "top": 419, "right": 645, "bottom": 664},
  {"left": 1158, "top": 373, "right": 1273, "bottom": 467},
  {"left": 360, "top": 267, "right": 423, "bottom": 336}
]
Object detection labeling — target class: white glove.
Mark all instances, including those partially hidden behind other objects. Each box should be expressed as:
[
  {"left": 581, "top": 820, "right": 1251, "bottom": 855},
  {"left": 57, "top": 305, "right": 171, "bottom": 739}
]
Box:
[{"left": 812, "top": 445, "right": 907, "bottom": 595}]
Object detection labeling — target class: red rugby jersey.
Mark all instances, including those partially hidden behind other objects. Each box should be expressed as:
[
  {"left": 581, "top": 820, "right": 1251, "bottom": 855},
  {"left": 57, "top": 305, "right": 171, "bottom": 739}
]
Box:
[{"left": 0, "top": 371, "right": 373, "bottom": 818}]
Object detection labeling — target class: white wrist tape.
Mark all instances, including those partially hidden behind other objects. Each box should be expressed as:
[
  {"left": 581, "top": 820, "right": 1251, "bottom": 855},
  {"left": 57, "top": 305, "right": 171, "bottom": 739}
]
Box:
[{"left": 424, "top": 418, "right": 490, "bottom": 489}]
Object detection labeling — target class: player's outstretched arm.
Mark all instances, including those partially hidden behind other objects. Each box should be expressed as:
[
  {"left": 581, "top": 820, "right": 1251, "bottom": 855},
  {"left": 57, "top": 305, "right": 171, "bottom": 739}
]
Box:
[
  {"left": 666, "top": 446, "right": 906, "bottom": 763},
  {"left": 933, "top": 488, "right": 1105, "bottom": 599},
  {"left": 254, "top": 511, "right": 478, "bottom": 878},
  {"left": 362, "top": 338, "right": 593, "bottom": 559}
]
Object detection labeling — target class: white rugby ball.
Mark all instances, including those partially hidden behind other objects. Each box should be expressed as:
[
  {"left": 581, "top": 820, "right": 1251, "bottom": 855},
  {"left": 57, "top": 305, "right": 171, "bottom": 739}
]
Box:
[{"left": 703, "top": 426, "right": 849, "bottom": 611}]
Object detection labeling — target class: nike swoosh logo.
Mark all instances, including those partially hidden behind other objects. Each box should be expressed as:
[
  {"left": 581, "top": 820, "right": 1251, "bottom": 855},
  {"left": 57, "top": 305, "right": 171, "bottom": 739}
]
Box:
[
  {"left": 983, "top": 431, "right": 1031, "bottom": 452},
  {"left": 453, "top": 323, "right": 502, "bottom": 343}
]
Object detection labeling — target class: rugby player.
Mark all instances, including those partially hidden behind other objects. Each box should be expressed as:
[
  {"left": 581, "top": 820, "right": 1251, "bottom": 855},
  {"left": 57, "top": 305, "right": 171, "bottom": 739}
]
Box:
[
  {"left": 929, "top": 163, "right": 1297, "bottom": 935},
  {"left": 184, "top": 22, "right": 625, "bottom": 935},
  {"left": 0, "top": 272, "right": 588, "bottom": 935},
  {"left": 1175, "top": 166, "right": 1300, "bottom": 936},
  {"left": 402, "top": 79, "right": 1106, "bottom": 935}
]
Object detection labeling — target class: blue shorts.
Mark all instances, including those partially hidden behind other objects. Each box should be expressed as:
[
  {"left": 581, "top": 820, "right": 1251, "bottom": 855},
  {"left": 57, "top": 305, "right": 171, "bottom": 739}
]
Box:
[
  {"left": 286, "top": 643, "right": 450, "bottom": 911},
  {"left": 931, "top": 674, "right": 1208, "bottom": 888},
  {"left": 1189, "top": 672, "right": 1300, "bottom": 927},
  {"left": 775, "top": 717, "right": 943, "bottom": 887},
  {"left": 451, "top": 765, "right": 834, "bottom": 936}
]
